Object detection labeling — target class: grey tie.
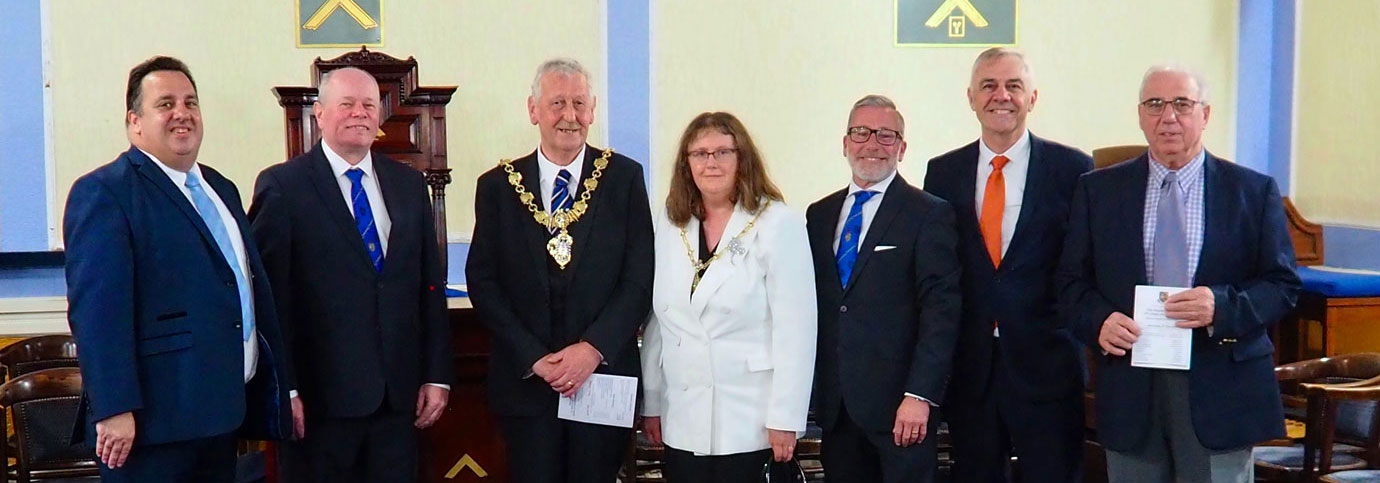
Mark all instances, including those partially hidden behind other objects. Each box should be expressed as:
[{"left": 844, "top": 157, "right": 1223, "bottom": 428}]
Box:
[{"left": 1152, "top": 171, "right": 1189, "bottom": 287}]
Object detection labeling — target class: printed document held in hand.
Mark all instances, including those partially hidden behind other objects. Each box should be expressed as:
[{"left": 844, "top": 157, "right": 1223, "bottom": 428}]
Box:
[
  {"left": 1131, "top": 285, "right": 1193, "bottom": 370},
  {"left": 557, "top": 373, "right": 638, "bottom": 428}
]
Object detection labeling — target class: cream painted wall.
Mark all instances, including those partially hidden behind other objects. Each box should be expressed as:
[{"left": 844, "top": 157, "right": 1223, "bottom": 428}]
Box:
[
  {"left": 650, "top": 0, "right": 1239, "bottom": 208},
  {"left": 1293, "top": 0, "right": 1380, "bottom": 227},
  {"left": 49, "top": 0, "right": 605, "bottom": 242}
]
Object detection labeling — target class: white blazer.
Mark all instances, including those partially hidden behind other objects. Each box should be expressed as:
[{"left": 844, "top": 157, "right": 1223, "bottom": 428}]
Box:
[{"left": 641, "top": 199, "right": 818, "bottom": 456}]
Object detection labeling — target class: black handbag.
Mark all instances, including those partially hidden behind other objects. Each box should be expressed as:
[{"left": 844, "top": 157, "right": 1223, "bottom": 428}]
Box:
[{"left": 759, "top": 457, "right": 807, "bottom": 482}]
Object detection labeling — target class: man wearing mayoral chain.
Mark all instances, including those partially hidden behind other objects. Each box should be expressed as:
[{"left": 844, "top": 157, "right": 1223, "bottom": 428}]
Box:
[{"left": 466, "top": 58, "right": 654, "bottom": 483}]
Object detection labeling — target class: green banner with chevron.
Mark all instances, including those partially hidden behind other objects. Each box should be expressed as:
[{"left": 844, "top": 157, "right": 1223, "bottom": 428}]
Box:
[{"left": 896, "top": 0, "right": 1018, "bottom": 47}]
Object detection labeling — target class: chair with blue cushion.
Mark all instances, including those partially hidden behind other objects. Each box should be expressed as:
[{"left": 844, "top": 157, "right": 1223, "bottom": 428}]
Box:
[
  {"left": 1311, "top": 379, "right": 1380, "bottom": 482},
  {"left": 1255, "top": 353, "right": 1380, "bottom": 482}
]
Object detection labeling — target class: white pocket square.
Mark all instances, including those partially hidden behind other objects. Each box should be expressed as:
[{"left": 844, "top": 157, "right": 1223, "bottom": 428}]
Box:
[{"left": 874, "top": 245, "right": 897, "bottom": 252}]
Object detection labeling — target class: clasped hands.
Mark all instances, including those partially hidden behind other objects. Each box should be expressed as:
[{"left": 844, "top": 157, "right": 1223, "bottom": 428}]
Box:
[
  {"left": 533, "top": 341, "right": 602, "bottom": 397},
  {"left": 1099, "top": 286, "right": 1215, "bottom": 355}
]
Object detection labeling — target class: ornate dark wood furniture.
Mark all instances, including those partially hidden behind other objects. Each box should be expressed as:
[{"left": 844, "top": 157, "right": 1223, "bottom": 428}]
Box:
[
  {"left": 1256, "top": 353, "right": 1380, "bottom": 482},
  {"left": 0, "top": 367, "right": 99, "bottom": 483},
  {"left": 273, "top": 49, "right": 507, "bottom": 482},
  {"left": 0, "top": 335, "right": 78, "bottom": 381}
]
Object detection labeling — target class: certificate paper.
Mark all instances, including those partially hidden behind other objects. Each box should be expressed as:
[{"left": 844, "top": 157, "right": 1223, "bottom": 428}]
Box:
[
  {"left": 557, "top": 374, "right": 638, "bottom": 428},
  {"left": 1131, "top": 285, "right": 1193, "bottom": 370}
]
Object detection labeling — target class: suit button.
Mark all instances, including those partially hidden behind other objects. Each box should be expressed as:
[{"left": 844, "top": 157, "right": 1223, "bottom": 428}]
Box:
[
  {"left": 225, "top": 281, "right": 234, "bottom": 287},
  {"left": 840, "top": 305, "right": 848, "bottom": 313}
]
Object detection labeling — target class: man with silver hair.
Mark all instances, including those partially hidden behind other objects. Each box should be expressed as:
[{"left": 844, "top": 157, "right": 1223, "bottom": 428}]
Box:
[
  {"left": 925, "top": 47, "right": 1093, "bottom": 482},
  {"left": 467, "top": 58, "right": 653, "bottom": 482},
  {"left": 1056, "top": 65, "right": 1299, "bottom": 482},
  {"left": 250, "top": 66, "right": 453, "bottom": 482},
  {"left": 806, "top": 94, "right": 961, "bottom": 482}
]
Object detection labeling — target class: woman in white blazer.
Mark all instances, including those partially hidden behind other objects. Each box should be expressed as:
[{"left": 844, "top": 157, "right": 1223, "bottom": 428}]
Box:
[{"left": 641, "top": 112, "right": 818, "bottom": 482}]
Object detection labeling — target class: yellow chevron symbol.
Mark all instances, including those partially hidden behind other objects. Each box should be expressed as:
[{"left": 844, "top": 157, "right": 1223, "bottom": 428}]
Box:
[
  {"left": 924, "top": 0, "right": 989, "bottom": 28},
  {"left": 303, "top": 0, "right": 378, "bottom": 30},
  {"left": 444, "top": 453, "right": 488, "bottom": 479}
]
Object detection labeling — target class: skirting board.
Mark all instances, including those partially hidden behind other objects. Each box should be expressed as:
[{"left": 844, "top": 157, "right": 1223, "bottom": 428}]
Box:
[{"left": 0, "top": 296, "right": 69, "bottom": 335}]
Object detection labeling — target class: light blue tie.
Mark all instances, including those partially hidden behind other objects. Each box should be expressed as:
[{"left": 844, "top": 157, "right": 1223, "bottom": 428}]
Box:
[
  {"left": 836, "top": 190, "right": 878, "bottom": 287},
  {"left": 1152, "top": 171, "right": 1189, "bottom": 287},
  {"left": 185, "top": 171, "right": 254, "bottom": 341}
]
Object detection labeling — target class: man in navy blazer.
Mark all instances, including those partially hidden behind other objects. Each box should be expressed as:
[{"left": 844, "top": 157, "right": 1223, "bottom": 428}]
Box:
[
  {"left": 924, "top": 48, "right": 1092, "bottom": 482},
  {"left": 807, "top": 95, "right": 961, "bottom": 483},
  {"left": 1056, "top": 66, "right": 1299, "bottom": 482},
  {"left": 64, "top": 56, "right": 292, "bottom": 482}
]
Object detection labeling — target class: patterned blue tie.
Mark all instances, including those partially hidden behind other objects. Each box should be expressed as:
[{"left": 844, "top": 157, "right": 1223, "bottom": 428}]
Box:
[
  {"left": 550, "top": 169, "right": 574, "bottom": 233},
  {"left": 185, "top": 171, "right": 254, "bottom": 342},
  {"left": 345, "top": 168, "right": 384, "bottom": 272},
  {"left": 836, "top": 190, "right": 878, "bottom": 287},
  {"left": 1152, "top": 171, "right": 1189, "bottom": 287}
]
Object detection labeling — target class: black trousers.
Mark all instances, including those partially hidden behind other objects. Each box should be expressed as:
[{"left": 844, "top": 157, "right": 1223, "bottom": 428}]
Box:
[
  {"left": 664, "top": 446, "right": 773, "bottom": 483},
  {"left": 278, "top": 398, "right": 418, "bottom": 483},
  {"left": 497, "top": 414, "right": 631, "bottom": 483},
  {"left": 821, "top": 403, "right": 939, "bottom": 483},
  {"left": 947, "top": 341, "right": 1085, "bottom": 483},
  {"left": 97, "top": 432, "right": 236, "bottom": 483}
]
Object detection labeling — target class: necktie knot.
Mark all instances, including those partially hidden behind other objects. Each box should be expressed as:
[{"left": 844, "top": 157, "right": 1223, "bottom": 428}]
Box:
[
  {"left": 1161, "top": 170, "right": 1179, "bottom": 189},
  {"left": 853, "top": 190, "right": 878, "bottom": 205},
  {"left": 991, "top": 155, "right": 1010, "bottom": 171},
  {"left": 184, "top": 171, "right": 203, "bottom": 189},
  {"left": 556, "top": 169, "right": 572, "bottom": 184},
  {"left": 345, "top": 168, "right": 365, "bottom": 185}
]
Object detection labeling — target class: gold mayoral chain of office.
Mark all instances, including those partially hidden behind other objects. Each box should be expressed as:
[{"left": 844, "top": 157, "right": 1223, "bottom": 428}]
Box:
[
  {"left": 680, "top": 200, "right": 770, "bottom": 293},
  {"left": 499, "top": 148, "right": 614, "bottom": 270}
]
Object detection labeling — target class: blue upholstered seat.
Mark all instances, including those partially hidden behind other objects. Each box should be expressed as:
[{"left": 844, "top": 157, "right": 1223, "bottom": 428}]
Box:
[
  {"left": 1321, "top": 469, "right": 1380, "bottom": 483},
  {"left": 1298, "top": 266, "right": 1380, "bottom": 297},
  {"left": 1253, "top": 444, "right": 1368, "bottom": 473}
]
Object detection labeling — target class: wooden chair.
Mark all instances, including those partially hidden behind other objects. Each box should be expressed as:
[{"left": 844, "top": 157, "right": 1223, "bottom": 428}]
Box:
[
  {"left": 1255, "top": 353, "right": 1380, "bottom": 482},
  {"left": 0, "top": 367, "right": 99, "bottom": 483},
  {"left": 1091, "top": 145, "right": 1146, "bottom": 169},
  {"left": 0, "top": 335, "right": 78, "bottom": 381},
  {"left": 1308, "top": 375, "right": 1380, "bottom": 482}
]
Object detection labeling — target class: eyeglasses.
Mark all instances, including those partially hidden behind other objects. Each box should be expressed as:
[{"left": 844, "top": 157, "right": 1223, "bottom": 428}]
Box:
[
  {"left": 847, "top": 126, "right": 903, "bottom": 146},
  {"left": 687, "top": 148, "right": 738, "bottom": 163},
  {"left": 1140, "top": 97, "right": 1204, "bottom": 116}
]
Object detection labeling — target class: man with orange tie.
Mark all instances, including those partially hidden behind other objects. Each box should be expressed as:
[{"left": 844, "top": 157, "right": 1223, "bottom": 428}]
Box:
[{"left": 924, "top": 48, "right": 1093, "bottom": 482}]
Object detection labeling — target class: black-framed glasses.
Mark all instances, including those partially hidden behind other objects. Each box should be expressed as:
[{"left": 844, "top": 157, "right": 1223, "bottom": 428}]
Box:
[
  {"left": 687, "top": 148, "right": 738, "bottom": 163},
  {"left": 1140, "top": 97, "right": 1204, "bottom": 116},
  {"left": 847, "top": 126, "right": 903, "bottom": 146}
]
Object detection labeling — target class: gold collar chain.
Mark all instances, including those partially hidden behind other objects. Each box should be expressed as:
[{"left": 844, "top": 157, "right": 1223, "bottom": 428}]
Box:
[
  {"left": 500, "top": 148, "right": 613, "bottom": 269},
  {"left": 680, "top": 200, "right": 770, "bottom": 292}
]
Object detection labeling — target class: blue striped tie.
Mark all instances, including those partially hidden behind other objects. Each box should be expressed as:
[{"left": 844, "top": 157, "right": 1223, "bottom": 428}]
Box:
[
  {"left": 551, "top": 169, "right": 573, "bottom": 233},
  {"left": 836, "top": 190, "right": 878, "bottom": 287},
  {"left": 185, "top": 171, "right": 254, "bottom": 342},
  {"left": 345, "top": 168, "right": 384, "bottom": 272}
]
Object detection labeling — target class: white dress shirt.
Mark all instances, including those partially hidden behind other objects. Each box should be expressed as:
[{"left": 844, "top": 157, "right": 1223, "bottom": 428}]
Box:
[
  {"left": 832, "top": 169, "right": 897, "bottom": 253},
  {"left": 537, "top": 145, "right": 588, "bottom": 213},
  {"left": 144, "top": 150, "right": 257, "bottom": 382},
  {"left": 322, "top": 142, "right": 391, "bottom": 255},
  {"left": 973, "top": 130, "right": 1031, "bottom": 259}
]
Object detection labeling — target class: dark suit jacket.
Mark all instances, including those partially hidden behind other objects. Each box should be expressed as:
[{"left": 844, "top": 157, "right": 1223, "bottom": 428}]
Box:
[
  {"left": 1055, "top": 152, "right": 1300, "bottom": 451},
  {"left": 806, "top": 175, "right": 962, "bottom": 432},
  {"left": 64, "top": 147, "right": 292, "bottom": 445},
  {"left": 248, "top": 143, "right": 452, "bottom": 418},
  {"left": 923, "top": 135, "right": 1093, "bottom": 404},
  {"left": 466, "top": 146, "right": 654, "bottom": 417}
]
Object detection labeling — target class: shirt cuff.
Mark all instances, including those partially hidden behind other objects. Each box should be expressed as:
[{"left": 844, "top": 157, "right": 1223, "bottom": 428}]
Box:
[
  {"left": 289, "top": 390, "right": 298, "bottom": 398},
  {"left": 904, "top": 393, "right": 937, "bottom": 407},
  {"left": 425, "top": 383, "right": 451, "bottom": 391}
]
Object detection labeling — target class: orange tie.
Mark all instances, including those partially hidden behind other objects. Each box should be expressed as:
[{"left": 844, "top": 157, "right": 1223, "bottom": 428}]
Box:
[{"left": 980, "top": 155, "right": 1010, "bottom": 268}]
